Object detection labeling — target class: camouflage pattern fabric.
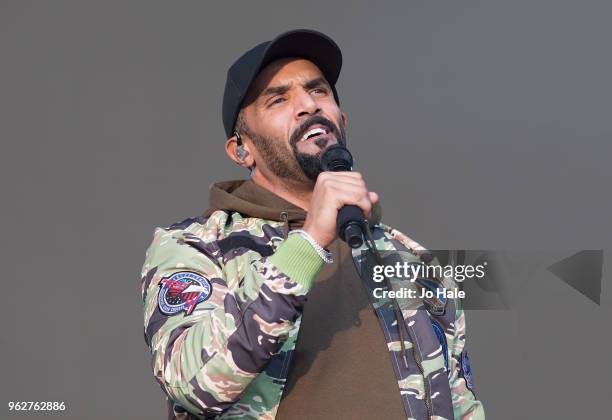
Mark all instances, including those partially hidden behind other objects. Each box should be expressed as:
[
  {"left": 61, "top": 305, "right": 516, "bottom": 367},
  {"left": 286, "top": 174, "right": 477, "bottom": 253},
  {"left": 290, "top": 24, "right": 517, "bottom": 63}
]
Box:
[
  {"left": 141, "top": 210, "right": 485, "bottom": 419},
  {"left": 354, "top": 226, "right": 485, "bottom": 419}
]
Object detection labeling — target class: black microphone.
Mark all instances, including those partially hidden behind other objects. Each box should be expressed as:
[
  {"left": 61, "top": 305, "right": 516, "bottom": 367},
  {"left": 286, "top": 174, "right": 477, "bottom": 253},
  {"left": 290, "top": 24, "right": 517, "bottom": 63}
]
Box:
[{"left": 320, "top": 144, "right": 365, "bottom": 248}]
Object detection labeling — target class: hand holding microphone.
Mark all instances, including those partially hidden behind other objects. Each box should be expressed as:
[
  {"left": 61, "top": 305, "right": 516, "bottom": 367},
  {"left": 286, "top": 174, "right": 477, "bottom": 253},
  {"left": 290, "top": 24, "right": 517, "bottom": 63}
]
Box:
[{"left": 302, "top": 145, "right": 378, "bottom": 249}]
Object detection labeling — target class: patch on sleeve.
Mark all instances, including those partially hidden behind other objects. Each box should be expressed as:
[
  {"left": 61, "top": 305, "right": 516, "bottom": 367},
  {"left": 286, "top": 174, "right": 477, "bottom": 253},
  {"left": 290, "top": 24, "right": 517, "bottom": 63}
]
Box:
[
  {"left": 158, "top": 271, "right": 212, "bottom": 315},
  {"left": 460, "top": 350, "right": 475, "bottom": 392}
]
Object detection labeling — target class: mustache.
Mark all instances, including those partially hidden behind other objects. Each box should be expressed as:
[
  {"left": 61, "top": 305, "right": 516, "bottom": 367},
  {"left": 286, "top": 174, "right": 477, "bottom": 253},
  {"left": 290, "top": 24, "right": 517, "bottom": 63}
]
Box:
[{"left": 289, "top": 115, "right": 340, "bottom": 146}]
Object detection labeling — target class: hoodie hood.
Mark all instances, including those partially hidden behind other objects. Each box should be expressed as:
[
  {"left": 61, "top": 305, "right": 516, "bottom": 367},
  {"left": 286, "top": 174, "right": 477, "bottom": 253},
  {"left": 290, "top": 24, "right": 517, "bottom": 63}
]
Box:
[
  {"left": 204, "top": 179, "right": 381, "bottom": 230},
  {"left": 205, "top": 179, "right": 306, "bottom": 229}
]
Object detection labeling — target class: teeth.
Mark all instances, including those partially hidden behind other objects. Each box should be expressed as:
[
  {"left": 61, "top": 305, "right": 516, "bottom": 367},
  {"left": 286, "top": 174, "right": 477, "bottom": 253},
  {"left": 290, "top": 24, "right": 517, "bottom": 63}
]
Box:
[{"left": 302, "top": 127, "right": 327, "bottom": 141}]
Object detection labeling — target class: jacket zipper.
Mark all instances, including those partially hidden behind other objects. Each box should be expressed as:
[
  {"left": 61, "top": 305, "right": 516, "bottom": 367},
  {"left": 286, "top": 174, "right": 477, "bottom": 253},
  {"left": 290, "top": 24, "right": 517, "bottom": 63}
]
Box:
[{"left": 386, "top": 279, "right": 433, "bottom": 418}]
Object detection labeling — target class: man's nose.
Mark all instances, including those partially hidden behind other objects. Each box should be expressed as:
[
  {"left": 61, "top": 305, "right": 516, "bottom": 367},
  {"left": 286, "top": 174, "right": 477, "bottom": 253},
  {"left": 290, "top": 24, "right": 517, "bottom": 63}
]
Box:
[{"left": 294, "top": 89, "right": 321, "bottom": 118}]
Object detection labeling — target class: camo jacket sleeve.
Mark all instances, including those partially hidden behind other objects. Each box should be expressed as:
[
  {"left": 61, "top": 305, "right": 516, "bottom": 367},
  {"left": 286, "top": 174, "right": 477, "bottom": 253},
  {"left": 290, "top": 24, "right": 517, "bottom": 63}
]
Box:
[
  {"left": 449, "top": 301, "right": 486, "bottom": 419},
  {"left": 141, "top": 218, "right": 324, "bottom": 417}
]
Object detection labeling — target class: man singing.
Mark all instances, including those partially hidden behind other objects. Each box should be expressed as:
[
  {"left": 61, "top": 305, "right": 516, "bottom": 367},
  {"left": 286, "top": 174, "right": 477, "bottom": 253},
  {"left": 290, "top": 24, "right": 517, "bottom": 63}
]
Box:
[{"left": 141, "top": 29, "right": 485, "bottom": 419}]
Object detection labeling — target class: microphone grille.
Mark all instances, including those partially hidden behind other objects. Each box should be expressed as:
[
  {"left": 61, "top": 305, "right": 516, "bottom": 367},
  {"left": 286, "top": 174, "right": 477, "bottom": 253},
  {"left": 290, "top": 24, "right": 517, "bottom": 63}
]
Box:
[{"left": 321, "top": 144, "right": 353, "bottom": 171}]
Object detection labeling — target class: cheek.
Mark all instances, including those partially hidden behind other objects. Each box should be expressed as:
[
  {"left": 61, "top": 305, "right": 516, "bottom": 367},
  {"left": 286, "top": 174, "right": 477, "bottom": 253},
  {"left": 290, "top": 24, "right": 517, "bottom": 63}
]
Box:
[
  {"left": 319, "top": 103, "right": 343, "bottom": 126},
  {"left": 261, "top": 110, "right": 293, "bottom": 139}
]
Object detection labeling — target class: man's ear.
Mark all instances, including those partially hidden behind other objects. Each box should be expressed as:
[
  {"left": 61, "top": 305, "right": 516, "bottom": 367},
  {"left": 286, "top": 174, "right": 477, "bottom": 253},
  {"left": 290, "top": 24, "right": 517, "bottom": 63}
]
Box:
[
  {"left": 341, "top": 112, "right": 348, "bottom": 129},
  {"left": 225, "top": 134, "right": 254, "bottom": 169}
]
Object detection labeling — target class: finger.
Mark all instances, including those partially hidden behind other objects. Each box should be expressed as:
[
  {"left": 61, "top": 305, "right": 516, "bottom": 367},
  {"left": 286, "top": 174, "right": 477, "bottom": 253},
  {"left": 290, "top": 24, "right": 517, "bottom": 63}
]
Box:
[
  {"left": 321, "top": 173, "right": 366, "bottom": 189},
  {"left": 326, "top": 171, "right": 364, "bottom": 180},
  {"left": 326, "top": 177, "right": 367, "bottom": 189},
  {"left": 330, "top": 186, "right": 373, "bottom": 215},
  {"left": 328, "top": 184, "right": 368, "bottom": 201},
  {"left": 355, "top": 195, "right": 373, "bottom": 217}
]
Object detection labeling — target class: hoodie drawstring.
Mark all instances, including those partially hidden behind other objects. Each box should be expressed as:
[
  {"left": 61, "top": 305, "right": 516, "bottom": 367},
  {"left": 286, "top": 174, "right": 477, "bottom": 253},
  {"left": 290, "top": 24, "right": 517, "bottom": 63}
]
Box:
[{"left": 280, "top": 211, "right": 289, "bottom": 239}]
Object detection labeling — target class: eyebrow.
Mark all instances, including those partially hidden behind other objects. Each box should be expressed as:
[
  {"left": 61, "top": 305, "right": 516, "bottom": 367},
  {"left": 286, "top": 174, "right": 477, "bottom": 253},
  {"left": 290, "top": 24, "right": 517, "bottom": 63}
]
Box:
[
  {"left": 303, "top": 77, "right": 329, "bottom": 91},
  {"left": 260, "top": 77, "right": 330, "bottom": 98}
]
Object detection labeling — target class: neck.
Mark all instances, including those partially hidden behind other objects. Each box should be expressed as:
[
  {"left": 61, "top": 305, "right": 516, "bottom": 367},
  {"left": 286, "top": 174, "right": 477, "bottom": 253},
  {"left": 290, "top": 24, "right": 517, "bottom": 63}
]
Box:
[{"left": 251, "top": 169, "right": 313, "bottom": 211}]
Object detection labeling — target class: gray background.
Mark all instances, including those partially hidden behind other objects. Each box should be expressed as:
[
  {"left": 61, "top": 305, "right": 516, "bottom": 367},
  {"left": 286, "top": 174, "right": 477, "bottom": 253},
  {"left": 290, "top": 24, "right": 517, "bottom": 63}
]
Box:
[{"left": 1, "top": 1, "right": 610, "bottom": 419}]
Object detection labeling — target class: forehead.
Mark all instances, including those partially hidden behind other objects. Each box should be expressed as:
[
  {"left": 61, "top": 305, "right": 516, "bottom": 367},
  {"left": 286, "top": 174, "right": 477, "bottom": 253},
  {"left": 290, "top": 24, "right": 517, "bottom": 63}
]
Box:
[{"left": 244, "top": 58, "right": 327, "bottom": 104}]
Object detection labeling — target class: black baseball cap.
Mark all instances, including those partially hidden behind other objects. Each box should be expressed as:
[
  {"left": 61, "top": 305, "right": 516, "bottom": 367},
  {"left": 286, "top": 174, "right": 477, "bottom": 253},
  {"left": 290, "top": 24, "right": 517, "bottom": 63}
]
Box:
[{"left": 222, "top": 29, "right": 342, "bottom": 138}]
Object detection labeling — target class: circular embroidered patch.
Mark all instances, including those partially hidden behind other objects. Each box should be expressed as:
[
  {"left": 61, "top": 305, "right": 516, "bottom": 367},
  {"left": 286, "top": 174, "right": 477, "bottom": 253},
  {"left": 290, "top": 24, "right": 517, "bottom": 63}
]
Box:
[{"left": 158, "top": 271, "right": 212, "bottom": 315}]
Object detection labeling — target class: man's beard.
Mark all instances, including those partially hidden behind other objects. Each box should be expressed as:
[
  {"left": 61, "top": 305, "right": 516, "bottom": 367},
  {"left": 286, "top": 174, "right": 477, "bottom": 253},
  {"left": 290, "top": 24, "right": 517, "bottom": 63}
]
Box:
[{"left": 249, "top": 115, "right": 347, "bottom": 184}]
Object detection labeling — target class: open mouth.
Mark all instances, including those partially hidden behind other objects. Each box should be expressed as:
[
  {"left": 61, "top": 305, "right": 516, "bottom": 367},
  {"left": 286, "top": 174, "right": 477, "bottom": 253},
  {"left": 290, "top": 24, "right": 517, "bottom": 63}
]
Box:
[{"left": 299, "top": 124, "right": 330, "bottom": 142}]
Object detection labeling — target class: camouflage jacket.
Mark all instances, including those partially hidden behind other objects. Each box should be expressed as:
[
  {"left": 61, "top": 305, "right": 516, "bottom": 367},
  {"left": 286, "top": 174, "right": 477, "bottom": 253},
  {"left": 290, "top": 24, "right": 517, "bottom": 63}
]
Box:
[{"left": 141, "top": 180, "right": 485, "bottom": 419}]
